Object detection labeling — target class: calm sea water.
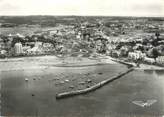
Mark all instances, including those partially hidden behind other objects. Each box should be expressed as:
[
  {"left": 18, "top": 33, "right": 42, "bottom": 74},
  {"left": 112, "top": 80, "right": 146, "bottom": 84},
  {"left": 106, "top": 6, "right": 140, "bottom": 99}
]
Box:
[{"left": 1, "top": 64, "right": 164, "bottom": 116}]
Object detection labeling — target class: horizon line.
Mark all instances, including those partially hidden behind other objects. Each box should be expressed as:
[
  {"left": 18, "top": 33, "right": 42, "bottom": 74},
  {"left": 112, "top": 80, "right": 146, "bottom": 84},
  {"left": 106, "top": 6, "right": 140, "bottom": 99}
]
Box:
[{"left": 0, "top": 14, "right": 164, "bottom": 18}]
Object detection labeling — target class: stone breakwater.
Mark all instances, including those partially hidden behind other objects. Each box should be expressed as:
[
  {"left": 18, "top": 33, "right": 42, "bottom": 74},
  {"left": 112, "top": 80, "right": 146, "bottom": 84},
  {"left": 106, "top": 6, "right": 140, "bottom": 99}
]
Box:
[{"left": 56, "top": 66, "right": 135, "bottom": 99}]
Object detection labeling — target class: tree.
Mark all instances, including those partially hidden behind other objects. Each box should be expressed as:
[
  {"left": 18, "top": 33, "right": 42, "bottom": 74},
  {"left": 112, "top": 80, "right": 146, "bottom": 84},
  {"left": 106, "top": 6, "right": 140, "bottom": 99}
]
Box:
[{"left": 152, "top": 47, "right": 159, "bottom": 61}]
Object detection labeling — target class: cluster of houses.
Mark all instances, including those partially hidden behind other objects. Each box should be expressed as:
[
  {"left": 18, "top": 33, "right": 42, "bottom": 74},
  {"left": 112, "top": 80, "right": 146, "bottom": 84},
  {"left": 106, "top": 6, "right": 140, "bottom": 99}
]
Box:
[
  {"left": 108, "top": 32, "right": 164, "bottom": 65},
  {"left": 0, "top": 23, "right": 105, "bottom": 57},
  {"left": 0, "top": 33, "right": 55, "bottom": 57},
  {"left": 0, "top": 20, "right": 164, "bottom": 66}
]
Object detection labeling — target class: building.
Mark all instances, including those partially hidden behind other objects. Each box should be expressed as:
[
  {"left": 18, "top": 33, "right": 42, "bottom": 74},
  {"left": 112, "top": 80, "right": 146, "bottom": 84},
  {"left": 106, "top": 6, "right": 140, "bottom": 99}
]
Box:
[
  {"left": 128, "top": 51, "right": 146, "bottom": 60},
  {"left": 156, "top": 56, "right": 164, "bottom": 65},
  {"left": 0, "top": 38, "right": 5, "bottom": 50},
  {"left": 14, "top": 42, "right": 23, "bottom": 55}
]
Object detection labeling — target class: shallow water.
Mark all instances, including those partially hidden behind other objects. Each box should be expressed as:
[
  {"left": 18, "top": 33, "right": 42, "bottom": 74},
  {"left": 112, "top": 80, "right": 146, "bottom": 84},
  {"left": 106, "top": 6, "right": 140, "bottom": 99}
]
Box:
[{"left": 1, "top": 63, "right": 164, "bottom": 116}]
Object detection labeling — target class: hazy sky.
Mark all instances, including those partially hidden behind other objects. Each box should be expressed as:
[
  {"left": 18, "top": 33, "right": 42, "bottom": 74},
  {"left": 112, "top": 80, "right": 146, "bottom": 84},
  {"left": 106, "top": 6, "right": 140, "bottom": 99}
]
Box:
[{"left": 0, "top": 0, "right": 164, "bottom": 16}]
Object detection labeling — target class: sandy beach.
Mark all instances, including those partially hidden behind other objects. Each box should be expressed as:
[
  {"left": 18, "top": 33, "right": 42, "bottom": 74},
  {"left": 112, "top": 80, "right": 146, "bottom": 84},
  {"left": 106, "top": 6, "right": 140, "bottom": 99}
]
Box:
[{"left": 0, "top": 55, "right": 127, "bottom": 93}]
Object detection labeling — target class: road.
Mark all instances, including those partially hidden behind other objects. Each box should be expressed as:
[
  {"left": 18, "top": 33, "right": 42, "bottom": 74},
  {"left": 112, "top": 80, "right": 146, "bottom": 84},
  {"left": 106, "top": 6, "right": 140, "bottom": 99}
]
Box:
[{"left": 1, "top": 59, "right": 164, "bottom": 117}]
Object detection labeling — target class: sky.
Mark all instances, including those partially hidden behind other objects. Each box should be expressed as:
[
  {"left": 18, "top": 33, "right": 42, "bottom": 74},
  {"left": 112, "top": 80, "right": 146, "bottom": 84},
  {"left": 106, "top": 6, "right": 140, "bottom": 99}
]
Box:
[{"left": 0, "top": 0, "right": 164, "bottom": 17}]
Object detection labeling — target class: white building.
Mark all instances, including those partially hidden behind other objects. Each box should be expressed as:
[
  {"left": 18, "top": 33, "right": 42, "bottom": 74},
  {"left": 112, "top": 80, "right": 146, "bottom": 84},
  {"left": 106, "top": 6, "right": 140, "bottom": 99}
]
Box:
[
  {"left": 128, "top": 51, "right": 146, "bottom": 60},
  {"left": 144, "top": 57, "right": 155, "bottom": 64},
  {"left": 156, "top": 56, "right": 164, "bottom": 65},
  {"left": 0, "top": 50, "right": 7, "bottom": 55},
  {"left": 14, "top": 42, "right": 23, "bottom": 55}
]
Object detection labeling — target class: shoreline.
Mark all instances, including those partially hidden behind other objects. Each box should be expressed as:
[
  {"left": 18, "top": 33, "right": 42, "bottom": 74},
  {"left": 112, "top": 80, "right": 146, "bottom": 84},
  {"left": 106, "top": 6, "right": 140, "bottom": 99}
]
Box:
[
  {"left": 1, "top": 55, "right": 164, "bottom": 70},
  {"left": 0, "top": 55, "right": 58, "bottom": 62},
  {"left": 110, "top": 57, "right": 164, "bottom": 70},
  {"left": 0, "top": 55, "right": 117, "bottom": 72}
]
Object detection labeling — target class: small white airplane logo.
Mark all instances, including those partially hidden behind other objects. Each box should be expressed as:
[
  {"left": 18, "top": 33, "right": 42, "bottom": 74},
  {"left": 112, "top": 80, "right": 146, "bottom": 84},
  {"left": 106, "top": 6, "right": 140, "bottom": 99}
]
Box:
[{"left": 132, "top": 99, "right": 157, "bottom": 107}]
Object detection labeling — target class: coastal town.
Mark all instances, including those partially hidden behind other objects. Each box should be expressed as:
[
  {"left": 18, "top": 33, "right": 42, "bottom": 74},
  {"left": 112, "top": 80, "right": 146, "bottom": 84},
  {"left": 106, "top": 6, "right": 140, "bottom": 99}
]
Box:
[
  {"left": 1, "top": 16, "right": 164, "bottom": 66},
  {"left": 1, "top": 16, "right": 164, "bottom": 116}
]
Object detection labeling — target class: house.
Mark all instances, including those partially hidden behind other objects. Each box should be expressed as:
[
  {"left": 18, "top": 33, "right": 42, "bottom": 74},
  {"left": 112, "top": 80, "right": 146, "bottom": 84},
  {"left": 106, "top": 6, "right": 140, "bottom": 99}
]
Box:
[
  {"left": 27, "top": 47, "right": 42, "bottom": 55},
  {"left": 14, "top": 42, "right": 23, "bottom": 55},
  {"left": 128, "top": 51, "right": 146, "bottom": 60},
  {"left": 16, "top": 33, "right": 25, "bottom": 38},
  {"left": 111, "top": 50, "right": 121, "bottom": 58},
  {"left": 0, "top": 38, "right": 5, "bottom": 50},
  {"left": 144, "top": 57, "right": 155, "bottom": 64},
  {"left": 0, "top": 50, "right": 7, "bottom": 55},
  {"left": 156, "top": 56, "right": 164, "bottom": 65}
]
